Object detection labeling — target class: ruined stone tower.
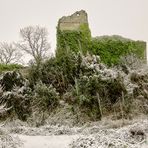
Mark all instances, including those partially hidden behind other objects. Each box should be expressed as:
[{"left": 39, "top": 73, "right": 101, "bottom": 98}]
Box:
[
  {"left": 56, "top": 10, "right": 91, "bottom": 55},
  {"left": 56, "top": 10, "right": 146, "bottom": 63}
]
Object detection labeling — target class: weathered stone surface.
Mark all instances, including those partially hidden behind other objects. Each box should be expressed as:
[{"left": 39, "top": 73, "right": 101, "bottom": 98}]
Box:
[{"left": 58, "top": 10, "right": 88, "bottom": 31}]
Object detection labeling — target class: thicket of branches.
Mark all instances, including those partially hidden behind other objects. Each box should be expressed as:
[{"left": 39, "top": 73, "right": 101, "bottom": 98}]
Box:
[{"left": 0, "top": 25, "right": 147, "bottom": 123}]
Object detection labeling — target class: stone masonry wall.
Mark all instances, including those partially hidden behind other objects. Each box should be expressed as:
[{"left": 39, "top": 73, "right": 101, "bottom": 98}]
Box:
[{"left": 58, "top": 10, "right": 88, "bottom": 31}]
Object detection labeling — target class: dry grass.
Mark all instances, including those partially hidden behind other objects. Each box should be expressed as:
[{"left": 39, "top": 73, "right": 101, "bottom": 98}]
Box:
[
  {"left": 70, "top": 117, "right": 148, "bottom": 148},
  {"left": 0, "top": 126, "right": 22, "bottom": 148}
]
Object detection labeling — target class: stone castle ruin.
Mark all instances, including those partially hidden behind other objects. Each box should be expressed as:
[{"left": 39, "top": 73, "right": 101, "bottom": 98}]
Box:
[
  {"left": 56, "top": 10, "right": 91, "bottom": 55},
  {"left": 57, "top": 10, "right": 146, "bottom": 63},
  {"left": 58, "top": 10, "right": 89, "bottom": 31}
]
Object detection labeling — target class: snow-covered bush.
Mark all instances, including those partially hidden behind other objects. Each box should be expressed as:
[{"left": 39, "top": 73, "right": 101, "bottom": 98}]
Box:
[
  {"left": 0, "top": 71, "right": 31, "bottom": 121},
  {"left": 33, "top": 82, "right": 59, "bottom": 111},
  {"left": 120, "top": 53, "right": 145, "bottom": 70},
  {"left": 0, "top": 71, "right": 25, "bottom": 91}
]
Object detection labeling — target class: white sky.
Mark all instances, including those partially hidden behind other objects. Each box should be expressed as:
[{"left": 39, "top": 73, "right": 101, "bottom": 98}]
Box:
[{"left": 0, "top": 0, "right": 148, "bottom": 61}]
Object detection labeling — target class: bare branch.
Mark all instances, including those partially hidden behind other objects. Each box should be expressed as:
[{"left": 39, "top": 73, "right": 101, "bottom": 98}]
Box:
[
  {"left": 18, "top": 26, "right": 50, "bottom": 66},
  {"left": 0, "top": 42, "right": 23, "bottom": 64}
]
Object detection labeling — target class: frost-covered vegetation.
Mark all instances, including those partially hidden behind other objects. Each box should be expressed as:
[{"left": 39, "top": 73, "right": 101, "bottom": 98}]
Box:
[
  {"left": 70, "top": 118, "right": 148, "bottom": 148},
  {"left": 0, "top": 41, "right": 148, "bottom": 148},
  {"left": 0, "top": 9, "right": 147, "bottom": 148},
  {"left": 0, "top": 49, "right": 148, "bottom": 125},
  {"left": 0, "top": 125, "right": 22, "bottom": 148}
]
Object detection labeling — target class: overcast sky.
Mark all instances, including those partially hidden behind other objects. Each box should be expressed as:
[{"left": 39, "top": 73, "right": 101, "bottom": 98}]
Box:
[{"left": 0, "top": 0, "right": 147, "bottom": 59}]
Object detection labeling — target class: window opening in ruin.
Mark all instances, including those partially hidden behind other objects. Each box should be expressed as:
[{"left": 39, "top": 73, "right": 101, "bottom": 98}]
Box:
[{"left": 76, "top": 13, "right": 80, "bottom": 17}]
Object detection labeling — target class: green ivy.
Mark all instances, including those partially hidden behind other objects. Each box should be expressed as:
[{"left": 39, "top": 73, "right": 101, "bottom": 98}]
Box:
[
  {"left": 89, "top": 36, "right": 146, "bottom": 66},
  {"left": 56, "top": 23, "right": 91, "bottom": 56},
  {"left": 56, "top": 22, "right": 146, "bottom": 67}
]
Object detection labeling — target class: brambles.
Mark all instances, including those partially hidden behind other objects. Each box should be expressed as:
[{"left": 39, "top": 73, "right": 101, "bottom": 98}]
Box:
[
  {"left": 26, "top": 52, "right": 147, "bottom": 121},
  {"left": 0, "top": 50, "right": 147, "bottom": 122},
  {"left": 32, "top": 82, "right": 59, "bottom": 111}
]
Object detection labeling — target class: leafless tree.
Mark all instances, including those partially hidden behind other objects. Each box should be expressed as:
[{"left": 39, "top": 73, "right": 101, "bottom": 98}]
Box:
[
  {"left": 0, "top": 42, "right": 22, "bottom": 65},
  {"left": 18, "top": 26, "right": 50, "bottom": 66}
]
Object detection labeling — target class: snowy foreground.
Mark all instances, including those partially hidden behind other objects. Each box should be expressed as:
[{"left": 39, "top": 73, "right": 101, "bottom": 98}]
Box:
[
  {"left": 17, "top": 135, "right": 78, "bottom": 148},
  {"left": 0, "top": 117, "right": 148, "bottom": 148}
]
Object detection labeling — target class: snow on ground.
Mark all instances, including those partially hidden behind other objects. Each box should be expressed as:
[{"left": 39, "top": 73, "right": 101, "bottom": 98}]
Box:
[
  {"left": 1, "top": 117, "right": 148, "bottom": 148},
  {"left": 16, "top": 135, "right": 79, "bottom": 148}
]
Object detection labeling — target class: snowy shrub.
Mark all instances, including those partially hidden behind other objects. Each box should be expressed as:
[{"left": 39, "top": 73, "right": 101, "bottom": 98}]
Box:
[
  {"left": 33, "top": 82, "right": 59, "bottom": 111},
  {"left": 1, "top": 91, "right": 31, "bottom": 121},
  {"left": 120, "top": 53, "right": 145, "bottom": 70},
  {"left": 0, "top": 71, "right": 25, "bottom": 91},
  {"left": 0, "top": 71, "right": 31, "bottom": 121}
]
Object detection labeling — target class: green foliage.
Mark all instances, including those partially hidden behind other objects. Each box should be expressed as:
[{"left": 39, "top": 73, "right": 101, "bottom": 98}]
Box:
[
  {"left": 33, "top": 82, "right": 59, "bottom": 111},
  {"left": 40, "top": 58, "right": 65, "bottom": 94},
  {"left": 57, "top": 24, "right": 146, "bottom": 67},
  {"left": 0, "top": 64, "right": 23, "bottom": 72},
  {"left": 30, "top": 51, "right": 82, "bottom": 95},
  {"left": 89, "top": 36, "right": 146, "bottom": 66},
  {"left": 56, "top": 23, "right": 91, "bottom": 56},
  {"left": 73, "top": 75, "right": 103, "bottom": 120},
  {"left": 27, "top": 51, "right": 128, "bottom": 120},
  {"left": 0, "top": 71, "right": 31, "bottom": 121},
  {"left": 27, "top": 63, "right": 42, "bottom": 88},
  {"left": 26, "top": 50, "right": 144, "bottom": 121},
  {"left": 1, "top": 71, "right": 25, "bottom": 91},
  {"left": 78, "top": 24, "right": 91, "bottom": 53},
  {"left": 1, "top": 91, "right": 31, "bottom": 121},
  {"left": 55, "top": 50, "right": 82, "bottom": 88},
  {"left": 106, "top": 76, "right": 127, "bottom": 104},
  {"left": 8, "top": 93, "right": 31, "bottom": 121},
  {"left": 73, "top": 74, "right": 126, "bottom": 115}
]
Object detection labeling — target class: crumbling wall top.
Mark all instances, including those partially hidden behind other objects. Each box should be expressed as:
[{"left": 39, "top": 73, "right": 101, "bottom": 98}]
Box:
[{"left": 58, "top": 10, "right": 88, "bottom": 31}]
